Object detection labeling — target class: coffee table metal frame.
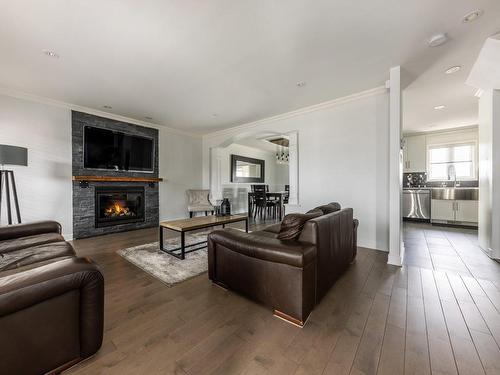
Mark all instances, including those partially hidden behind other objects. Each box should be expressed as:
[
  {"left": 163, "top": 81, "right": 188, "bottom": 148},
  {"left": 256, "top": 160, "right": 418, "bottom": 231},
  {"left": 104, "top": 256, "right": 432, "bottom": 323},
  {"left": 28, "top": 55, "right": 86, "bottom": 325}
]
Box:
[{"left": 159, "top": 215, "right": 248, "bottom": 260}]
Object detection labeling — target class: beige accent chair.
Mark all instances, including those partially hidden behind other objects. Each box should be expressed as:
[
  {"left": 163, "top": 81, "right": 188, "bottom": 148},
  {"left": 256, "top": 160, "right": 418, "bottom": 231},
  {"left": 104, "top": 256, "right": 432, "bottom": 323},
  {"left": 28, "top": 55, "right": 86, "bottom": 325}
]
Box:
[{"left": 186, "top": 189, "right": 215, "bottom": 217}]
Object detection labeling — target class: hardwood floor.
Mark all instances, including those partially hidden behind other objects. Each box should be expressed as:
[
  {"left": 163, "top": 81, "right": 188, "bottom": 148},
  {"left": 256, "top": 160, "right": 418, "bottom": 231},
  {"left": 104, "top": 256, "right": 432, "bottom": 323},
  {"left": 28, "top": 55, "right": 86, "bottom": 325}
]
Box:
[{"left": 65, "top": 221, "right": 500, "bottom": 375}]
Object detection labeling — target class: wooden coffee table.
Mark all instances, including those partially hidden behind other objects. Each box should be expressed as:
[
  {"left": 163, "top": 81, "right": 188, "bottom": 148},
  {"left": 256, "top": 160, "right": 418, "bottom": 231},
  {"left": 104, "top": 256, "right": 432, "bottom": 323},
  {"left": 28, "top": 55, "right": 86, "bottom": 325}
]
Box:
[{"left": 159, "top": 214, "right": 248, "bottom": 260}]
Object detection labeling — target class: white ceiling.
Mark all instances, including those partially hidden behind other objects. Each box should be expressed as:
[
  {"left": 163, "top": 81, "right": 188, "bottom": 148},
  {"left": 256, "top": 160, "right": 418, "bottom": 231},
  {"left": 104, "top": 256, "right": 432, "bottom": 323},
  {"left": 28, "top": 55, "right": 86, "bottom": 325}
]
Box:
[
  {"left": 403, "top": 2, "right": 500, "bottom": 133},
  {"left": 0, "top": 0, "right": 499, "bottom": 134}
]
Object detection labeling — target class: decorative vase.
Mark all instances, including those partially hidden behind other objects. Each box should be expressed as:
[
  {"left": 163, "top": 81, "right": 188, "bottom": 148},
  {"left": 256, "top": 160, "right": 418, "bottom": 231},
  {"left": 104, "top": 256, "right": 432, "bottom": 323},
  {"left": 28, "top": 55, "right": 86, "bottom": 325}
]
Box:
[{"left": 220, "top": 198, "right": 231, "bottom": 216}]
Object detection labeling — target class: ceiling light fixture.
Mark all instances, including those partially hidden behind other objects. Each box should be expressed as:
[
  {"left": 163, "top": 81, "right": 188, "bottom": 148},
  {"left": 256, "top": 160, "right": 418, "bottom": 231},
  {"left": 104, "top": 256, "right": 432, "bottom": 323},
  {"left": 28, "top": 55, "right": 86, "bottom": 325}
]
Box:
[
  {"left": 296, "top": 81, "right": 306, "bottom": 87},
  {"left": 434, "top": 105, "right": 446, "bottom": 110},
  {"left": 428, "top": 33, "right": 448, "bottom": 47},
  {"left": 462, "top": 10, "right": 484, "bottom": 23},
  {"left": 445, "top": 66, "right": 461, "bottom": 74},
  {"left": 102, "top": 105, "right": 112, "bottom": 109},
  {"left": 42, "top": 49, "right": 59, "bottom": 58}
]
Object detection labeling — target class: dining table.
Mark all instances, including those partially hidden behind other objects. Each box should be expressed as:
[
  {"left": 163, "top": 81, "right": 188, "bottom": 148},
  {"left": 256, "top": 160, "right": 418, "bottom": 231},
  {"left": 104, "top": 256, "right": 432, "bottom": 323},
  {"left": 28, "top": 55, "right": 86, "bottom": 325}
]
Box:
[{"left": 247, "top": 191, "right": 288, "bottom": 221}]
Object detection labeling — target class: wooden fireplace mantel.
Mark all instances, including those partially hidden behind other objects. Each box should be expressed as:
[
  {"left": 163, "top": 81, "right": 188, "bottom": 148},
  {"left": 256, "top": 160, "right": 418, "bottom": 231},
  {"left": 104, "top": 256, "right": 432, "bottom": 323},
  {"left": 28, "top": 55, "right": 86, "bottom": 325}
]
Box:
[{"left": 72, "top": 176, "right": 164, "bottom": 183}]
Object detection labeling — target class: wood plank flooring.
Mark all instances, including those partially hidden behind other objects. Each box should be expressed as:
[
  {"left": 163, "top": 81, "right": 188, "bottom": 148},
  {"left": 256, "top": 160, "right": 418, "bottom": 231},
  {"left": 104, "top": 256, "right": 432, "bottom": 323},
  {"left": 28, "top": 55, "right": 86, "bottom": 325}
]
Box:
[{"left": 65, "top": 221, "right": 500, "bottom": 374}]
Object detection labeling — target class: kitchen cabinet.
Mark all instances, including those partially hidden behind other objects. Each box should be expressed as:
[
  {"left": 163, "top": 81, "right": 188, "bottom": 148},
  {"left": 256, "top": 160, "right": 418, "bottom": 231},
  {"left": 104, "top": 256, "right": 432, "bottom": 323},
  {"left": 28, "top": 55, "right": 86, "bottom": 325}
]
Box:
[
  {"left": 431, "top": 200, "right": 455, "bottom": 221},
  {"left": 455, "top": 200, "right": 478, "bottom": 223},
  {"left": 431, "top": 199, "right": 478, "bottom": 225},
  {"left": 403, "top": 135, "right": 426, "bottom": 173}
]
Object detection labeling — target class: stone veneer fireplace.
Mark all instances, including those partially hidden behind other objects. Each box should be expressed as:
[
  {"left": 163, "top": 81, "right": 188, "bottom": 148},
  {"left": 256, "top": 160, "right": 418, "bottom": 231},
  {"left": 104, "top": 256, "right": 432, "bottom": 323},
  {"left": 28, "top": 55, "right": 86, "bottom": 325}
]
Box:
[{"left": 72, "top": 111, "right": 160, "bottom": 239}]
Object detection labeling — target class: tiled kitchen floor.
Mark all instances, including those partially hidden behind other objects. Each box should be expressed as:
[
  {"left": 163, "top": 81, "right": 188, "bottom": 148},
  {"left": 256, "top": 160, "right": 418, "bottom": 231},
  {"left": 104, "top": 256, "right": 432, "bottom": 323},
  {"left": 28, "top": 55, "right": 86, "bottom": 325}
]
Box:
[{"left": 404, "top": 221, "right": 500, "bottom": 283}]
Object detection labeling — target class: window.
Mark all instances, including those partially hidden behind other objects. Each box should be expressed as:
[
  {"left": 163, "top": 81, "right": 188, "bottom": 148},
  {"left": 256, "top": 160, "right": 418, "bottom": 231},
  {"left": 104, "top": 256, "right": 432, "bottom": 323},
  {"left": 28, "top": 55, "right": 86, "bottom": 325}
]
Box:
[{"left": 427, "top": 142, "right": 476, "bottom": 181}]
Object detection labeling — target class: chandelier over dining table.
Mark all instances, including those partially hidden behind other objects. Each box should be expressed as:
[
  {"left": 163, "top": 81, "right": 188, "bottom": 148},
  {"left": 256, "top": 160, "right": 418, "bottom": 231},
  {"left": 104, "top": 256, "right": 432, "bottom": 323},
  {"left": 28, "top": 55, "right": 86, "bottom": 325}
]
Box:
[{"left": 276, "top": 144, "right": 289, "bottom": 165}]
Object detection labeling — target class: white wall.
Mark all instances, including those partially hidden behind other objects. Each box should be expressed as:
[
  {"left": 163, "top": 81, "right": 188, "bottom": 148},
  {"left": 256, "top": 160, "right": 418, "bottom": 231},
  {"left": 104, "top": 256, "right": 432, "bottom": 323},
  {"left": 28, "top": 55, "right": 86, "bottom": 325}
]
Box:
[
  {"left": 159, "top": 130, "right": 202, "bottom": 220},
  {"left": 0, "top": 95, "right": 73, "bottom": 236},
  {"left": 203, "top": 89, "right": 390, "bottom": 251},
  {"left": 0, "top": 93, "right": 202, "bottom": 238},
  {"left": 478, "top": 89, "right": 500, "bottom": 258},
  {"left": 218, "top": 143, "right": 289, "bottom": 213}
]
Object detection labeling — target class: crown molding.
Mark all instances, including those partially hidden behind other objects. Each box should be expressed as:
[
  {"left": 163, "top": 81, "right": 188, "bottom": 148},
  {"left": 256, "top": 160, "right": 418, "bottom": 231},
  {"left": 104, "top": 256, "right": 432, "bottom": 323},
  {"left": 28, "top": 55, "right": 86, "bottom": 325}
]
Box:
[
  {"left": 0, "top": 86, "right": 200, "bottom": 138},
  {"left": 204, "top": 86, "right": 387, "bottom": 139},
  {"left": 0, "top": 85, "right": 387, "bottom": 139}
]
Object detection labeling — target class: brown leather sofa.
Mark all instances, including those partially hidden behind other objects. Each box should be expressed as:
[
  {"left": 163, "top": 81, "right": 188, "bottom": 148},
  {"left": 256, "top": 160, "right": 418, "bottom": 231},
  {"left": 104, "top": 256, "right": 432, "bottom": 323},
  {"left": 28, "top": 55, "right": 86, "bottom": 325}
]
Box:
[
  {"left": 208, "top": 206, "right": 358, "bottom": 326},
  {"left": 0, "top": 221, "right": 104, "bottom": 375}
]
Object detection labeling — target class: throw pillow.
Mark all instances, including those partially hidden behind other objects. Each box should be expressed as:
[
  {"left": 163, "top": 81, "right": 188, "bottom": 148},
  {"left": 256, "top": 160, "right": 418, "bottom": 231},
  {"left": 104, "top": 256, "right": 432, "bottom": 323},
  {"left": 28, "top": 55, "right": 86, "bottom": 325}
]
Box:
[
  {"left": 315, "top": 202, "right": 341, "bottom": 214},
  {"left": 277, "top": 209, "right": 322, "bottom": 241}
]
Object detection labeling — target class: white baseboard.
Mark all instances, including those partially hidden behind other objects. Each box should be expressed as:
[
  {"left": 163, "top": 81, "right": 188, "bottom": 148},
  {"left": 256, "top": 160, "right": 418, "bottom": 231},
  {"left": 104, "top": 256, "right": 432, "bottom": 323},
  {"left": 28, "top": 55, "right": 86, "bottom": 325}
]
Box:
[
  {"left": 480, "top": 246, "right": 500, "bottom": 260},
  {"left": 387, "top": 241, "right": 405, "bottom": 266}
]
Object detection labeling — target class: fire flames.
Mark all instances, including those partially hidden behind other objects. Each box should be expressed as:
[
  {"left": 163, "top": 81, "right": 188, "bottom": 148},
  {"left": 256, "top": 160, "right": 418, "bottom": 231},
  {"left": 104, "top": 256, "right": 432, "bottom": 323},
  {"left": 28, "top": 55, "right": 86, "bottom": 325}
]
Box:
[{"left": 104, "top": 201, "right": 135, "bottom": 218}]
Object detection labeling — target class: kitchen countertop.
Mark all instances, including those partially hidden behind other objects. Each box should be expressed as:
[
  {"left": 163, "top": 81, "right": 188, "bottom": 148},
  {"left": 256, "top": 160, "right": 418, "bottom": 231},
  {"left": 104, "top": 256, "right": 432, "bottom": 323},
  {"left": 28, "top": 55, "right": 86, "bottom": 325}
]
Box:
[
  {"left": 403, "top": 187, "right": 479, "bottom": 190},
  {"left": 403, "top": 187, "right": 431, "bottom": 190}
]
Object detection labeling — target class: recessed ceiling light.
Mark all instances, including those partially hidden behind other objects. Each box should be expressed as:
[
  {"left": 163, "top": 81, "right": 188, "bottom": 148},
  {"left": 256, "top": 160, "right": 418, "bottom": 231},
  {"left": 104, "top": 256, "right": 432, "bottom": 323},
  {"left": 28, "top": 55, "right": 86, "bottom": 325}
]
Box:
[
  {"left": 144, "top": 116, "right": 153, "bottom": 120},
  {"left": 428, "top": 33, "right": 448, "bottom": 47},
  {"left": 42, "top": 49, "right": 59, "bottom": 58},
  {"left": 462, "top": 10, "right": 484, "bottom": 23},
  {"left": 434, "top": 105, "right": 446, "bottom": 110},
  {"left": 296, "top": 81, "right": 307, "bottom": 87},
  {"left": 102, "top": 105, "right": 112, "bottom": 109},
  {"left": 445, "top": 66, "right": 461, "bottom": 74}
]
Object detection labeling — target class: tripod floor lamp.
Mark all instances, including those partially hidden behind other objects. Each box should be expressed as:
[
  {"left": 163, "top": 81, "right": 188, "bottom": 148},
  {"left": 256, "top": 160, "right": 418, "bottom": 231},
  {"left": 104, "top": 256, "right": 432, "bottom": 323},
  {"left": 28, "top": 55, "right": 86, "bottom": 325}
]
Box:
[{"left": 0, "top": 144, "right": 28, "bottom": 225}]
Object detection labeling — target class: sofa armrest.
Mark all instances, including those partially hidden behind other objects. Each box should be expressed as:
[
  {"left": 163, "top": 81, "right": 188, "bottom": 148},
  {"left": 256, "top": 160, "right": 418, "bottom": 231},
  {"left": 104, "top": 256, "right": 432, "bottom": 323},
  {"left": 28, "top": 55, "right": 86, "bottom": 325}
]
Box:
[
  {"left": 0, "top": 257, "right": 104, "bottom": 357},
  {"left": 208, "top": 228, "right": 315, "bottom": 269},
  {"left": 0, "top": 221, "right": 62, "bottom": 241}
]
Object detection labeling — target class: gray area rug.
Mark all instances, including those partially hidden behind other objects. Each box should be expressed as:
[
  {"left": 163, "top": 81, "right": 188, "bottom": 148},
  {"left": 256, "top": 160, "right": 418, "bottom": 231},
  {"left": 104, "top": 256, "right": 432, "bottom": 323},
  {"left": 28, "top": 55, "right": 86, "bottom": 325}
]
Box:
[{"left": 117, "top": 232, "right": 209, "bottom": 286}]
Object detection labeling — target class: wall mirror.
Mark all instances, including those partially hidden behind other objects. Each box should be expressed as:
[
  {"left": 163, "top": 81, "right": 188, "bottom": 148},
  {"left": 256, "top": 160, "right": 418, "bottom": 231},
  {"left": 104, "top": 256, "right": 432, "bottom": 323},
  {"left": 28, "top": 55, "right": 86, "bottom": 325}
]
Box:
[{"left": 230, "top": 154, "right": 265, "bottom": 183}]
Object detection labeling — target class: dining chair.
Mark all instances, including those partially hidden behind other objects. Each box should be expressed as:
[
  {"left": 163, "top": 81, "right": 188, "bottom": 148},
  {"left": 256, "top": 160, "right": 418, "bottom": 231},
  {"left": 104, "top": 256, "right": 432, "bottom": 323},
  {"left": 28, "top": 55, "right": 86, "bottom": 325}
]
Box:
[
  {"left": 253, "top": 189, "right": 277, "bottom": 219},
  {"left": 250, "top": 185, "right": 262, "bottom": 214}
]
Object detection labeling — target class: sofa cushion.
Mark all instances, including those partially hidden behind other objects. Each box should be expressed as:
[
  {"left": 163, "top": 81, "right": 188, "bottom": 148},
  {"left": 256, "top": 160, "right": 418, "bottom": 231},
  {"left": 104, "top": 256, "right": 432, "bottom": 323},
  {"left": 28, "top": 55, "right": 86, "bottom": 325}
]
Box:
[
  {"left": 312, "top": 202, "right": 341, "bottom": 215},
  {"left": 0, "top": 241, "right": 76, "bottom": 272},
  {"left": 187, "top": 204, "right": 214, "bottom": 211},
  {"left": 0, "top": 232, "right": 65, "bottom": 255},
  {"left": 277, "top": 210, "right": 322, "bottom": 241},
  {"left": 0, "top": 221, "right": 61, "bottom": 241},
  {"left": 250, "top": 230, "right": 278, "bottom": 239}
]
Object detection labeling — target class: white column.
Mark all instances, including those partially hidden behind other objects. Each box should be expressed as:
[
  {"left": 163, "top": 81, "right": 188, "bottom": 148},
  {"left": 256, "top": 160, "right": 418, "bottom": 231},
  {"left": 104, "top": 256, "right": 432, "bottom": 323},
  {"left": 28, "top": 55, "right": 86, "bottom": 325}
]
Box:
[
  {"left": 287, "top": 131, "right": 299, "bottom": 206},
  {"left": 209, "top": 147, "right": 223, "bottom": 201},
  {"left": 478, "top": 89, "right": 500, "bottom": 259},
  {"left": 388, "top": 66, "right": 404, "bottom": 266}
]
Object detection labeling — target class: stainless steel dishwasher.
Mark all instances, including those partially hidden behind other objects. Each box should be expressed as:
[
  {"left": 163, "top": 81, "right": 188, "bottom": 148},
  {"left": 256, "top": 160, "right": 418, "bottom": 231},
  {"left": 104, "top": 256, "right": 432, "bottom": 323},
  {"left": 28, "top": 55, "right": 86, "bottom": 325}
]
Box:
[{"left": 403, "top": 189, "right": 431, "bottom": 221}]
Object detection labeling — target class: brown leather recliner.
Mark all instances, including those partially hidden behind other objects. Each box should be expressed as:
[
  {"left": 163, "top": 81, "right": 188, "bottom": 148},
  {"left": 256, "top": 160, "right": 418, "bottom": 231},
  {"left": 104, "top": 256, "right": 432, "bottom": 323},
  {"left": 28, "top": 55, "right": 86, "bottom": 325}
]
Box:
[
  {"left": 0, "top": 221, "right": 104, "bottom": 375},
  {"left": 208, "top": 207, "right": 358, "bottom": 326}
]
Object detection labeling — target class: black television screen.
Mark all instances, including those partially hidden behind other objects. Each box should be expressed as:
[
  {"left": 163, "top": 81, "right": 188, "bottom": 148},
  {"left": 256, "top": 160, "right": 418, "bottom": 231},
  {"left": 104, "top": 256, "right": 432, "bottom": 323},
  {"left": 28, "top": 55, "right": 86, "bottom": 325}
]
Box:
[{"left": 83, "top": 126, "right": 154, "bottom": 172}]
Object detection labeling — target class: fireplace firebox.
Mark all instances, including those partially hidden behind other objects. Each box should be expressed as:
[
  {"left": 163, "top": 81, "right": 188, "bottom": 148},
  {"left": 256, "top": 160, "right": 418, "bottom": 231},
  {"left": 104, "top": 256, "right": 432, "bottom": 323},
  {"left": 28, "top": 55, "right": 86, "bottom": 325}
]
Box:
[{"left": 95, "top": 186, "right": 145, "bottom": 228}]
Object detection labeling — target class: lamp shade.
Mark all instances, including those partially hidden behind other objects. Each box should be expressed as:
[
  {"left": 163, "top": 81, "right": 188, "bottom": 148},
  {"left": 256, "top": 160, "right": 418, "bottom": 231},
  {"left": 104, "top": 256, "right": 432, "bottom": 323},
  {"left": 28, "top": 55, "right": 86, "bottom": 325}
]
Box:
[{"left": 0, "top": 144, "right": 28, "bottom": 166}]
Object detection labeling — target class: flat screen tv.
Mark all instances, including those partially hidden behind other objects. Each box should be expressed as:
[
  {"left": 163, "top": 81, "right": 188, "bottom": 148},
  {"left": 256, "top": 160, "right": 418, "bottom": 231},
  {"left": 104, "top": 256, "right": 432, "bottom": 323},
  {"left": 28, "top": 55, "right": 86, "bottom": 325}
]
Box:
[{"left": 83, "top": 126, "right": 154, "bottom": 172}]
